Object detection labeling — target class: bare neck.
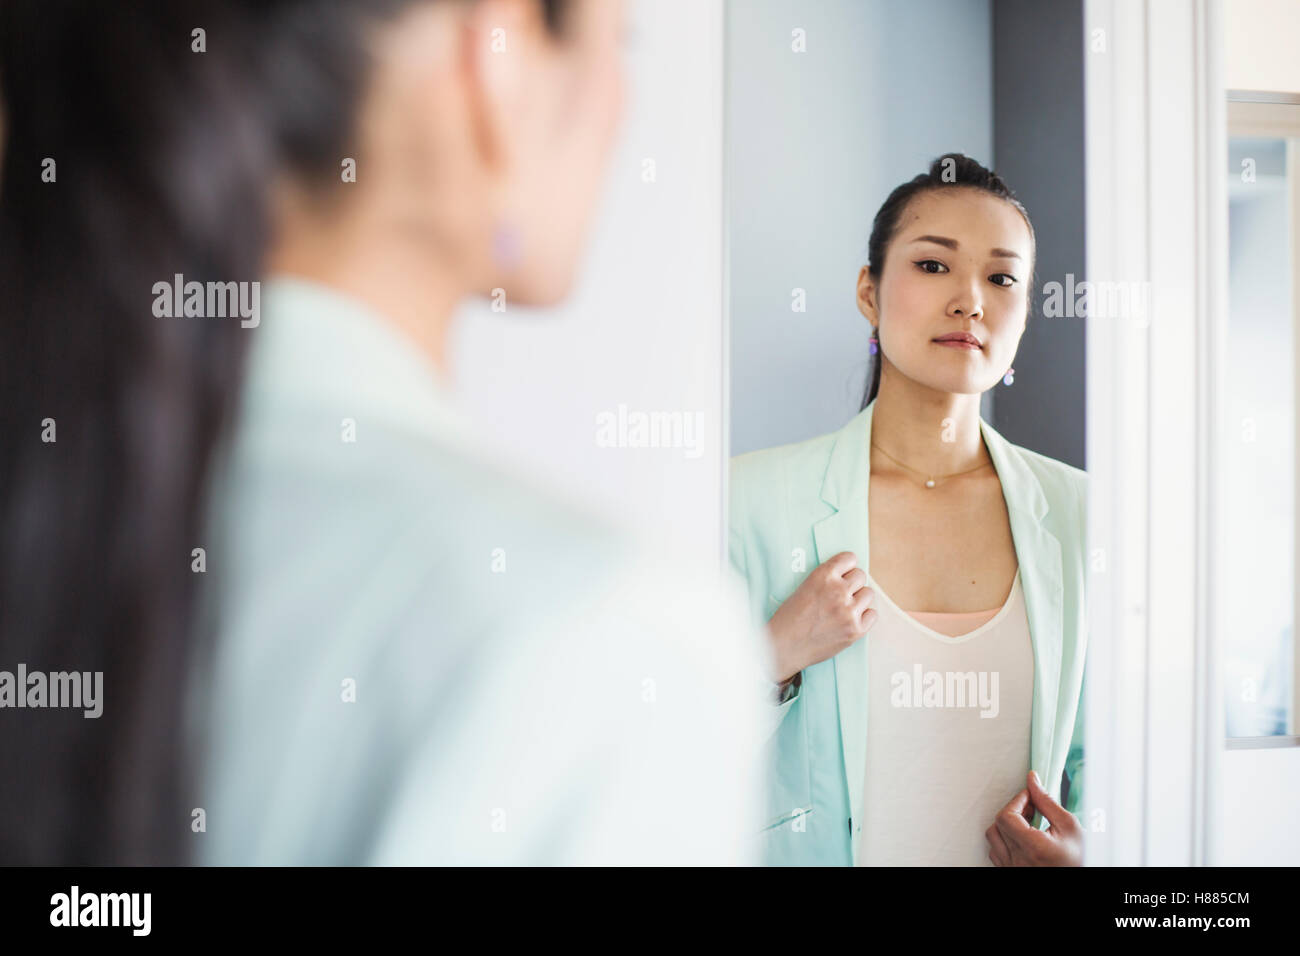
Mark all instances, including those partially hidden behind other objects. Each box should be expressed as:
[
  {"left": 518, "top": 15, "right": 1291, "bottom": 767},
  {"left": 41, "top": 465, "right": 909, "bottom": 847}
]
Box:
[
  {"left": 266, "top": 209, "right": 465, "bottom": 385},
  {"left": 869, "top": 369, "right": 989, "bottom": 478}
]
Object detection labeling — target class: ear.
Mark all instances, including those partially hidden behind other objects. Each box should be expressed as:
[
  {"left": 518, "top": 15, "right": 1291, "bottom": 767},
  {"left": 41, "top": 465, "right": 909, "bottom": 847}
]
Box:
[
  {"left": 462, "top": 0, "right": 540, "bottom": 178},
  {"left": 856, "top": 265, "right": 878, "bottom": 326}
]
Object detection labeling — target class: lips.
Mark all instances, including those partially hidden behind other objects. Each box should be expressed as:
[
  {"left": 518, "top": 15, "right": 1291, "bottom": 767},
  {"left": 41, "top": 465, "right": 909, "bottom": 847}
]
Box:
[{"left": 932, "top": 332, "right": 982, "bottom": 348}]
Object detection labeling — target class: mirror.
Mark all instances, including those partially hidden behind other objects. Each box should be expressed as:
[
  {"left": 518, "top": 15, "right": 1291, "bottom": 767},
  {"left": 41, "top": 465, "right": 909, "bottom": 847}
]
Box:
[{"left": 725, "top": 0, "right": 1089, "bottom": 866}]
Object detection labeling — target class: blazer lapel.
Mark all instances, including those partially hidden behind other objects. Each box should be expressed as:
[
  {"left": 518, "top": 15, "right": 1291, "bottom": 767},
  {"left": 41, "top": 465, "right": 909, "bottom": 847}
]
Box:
[
  {"left": 979, "top": 417, "right": 1064, "bottom": 810},
  {"left": 812, "top": 401, "right": 1066, "bottom": 858}
]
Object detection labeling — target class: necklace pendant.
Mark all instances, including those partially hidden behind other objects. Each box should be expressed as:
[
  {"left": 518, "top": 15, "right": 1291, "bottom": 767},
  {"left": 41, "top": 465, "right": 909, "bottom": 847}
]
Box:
[{"left": 925, "top": 478, "right": 936, "bottom": 488}]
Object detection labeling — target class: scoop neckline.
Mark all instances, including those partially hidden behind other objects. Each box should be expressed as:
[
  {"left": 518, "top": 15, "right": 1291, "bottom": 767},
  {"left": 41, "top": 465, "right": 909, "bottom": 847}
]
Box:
[{"left": 864, "top": 568, "right": 1022, "bottom": 644}]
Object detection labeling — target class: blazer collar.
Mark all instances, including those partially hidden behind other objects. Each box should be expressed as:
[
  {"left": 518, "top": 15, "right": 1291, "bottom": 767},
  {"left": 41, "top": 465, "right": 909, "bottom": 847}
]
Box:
[
  {"left": 811, "top": 399, "right": 1064, "bottom": 860},
  {"left": 244, "top": 276, "right": 480, "bottom": 454}
]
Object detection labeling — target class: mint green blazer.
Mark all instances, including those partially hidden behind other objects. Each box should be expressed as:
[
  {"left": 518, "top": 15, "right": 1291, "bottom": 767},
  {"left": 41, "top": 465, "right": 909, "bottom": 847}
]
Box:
[{"left": 728, "top": 398, "right": 1087, "bottom": 866}]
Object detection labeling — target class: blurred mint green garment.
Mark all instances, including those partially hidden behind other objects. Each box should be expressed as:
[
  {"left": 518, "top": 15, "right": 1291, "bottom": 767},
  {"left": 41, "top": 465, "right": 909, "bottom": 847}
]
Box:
[
  {"left": 728, "top": 400, "right": 1088, "bottom": 866},
  {"left": 191, "top": 277, "right": 766, "bottom": 865}
]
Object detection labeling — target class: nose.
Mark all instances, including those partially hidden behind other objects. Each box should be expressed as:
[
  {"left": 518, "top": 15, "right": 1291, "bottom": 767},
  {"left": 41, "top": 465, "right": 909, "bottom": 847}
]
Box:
[{"left": 948, "top": 276, "right": 983, "bottom": 321}]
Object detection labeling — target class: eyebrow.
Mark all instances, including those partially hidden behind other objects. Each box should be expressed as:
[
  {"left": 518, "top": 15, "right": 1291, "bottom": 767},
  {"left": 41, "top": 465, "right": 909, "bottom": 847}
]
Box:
[{"left": 909, "top": 234, "right": 1022, "bottom": 261}]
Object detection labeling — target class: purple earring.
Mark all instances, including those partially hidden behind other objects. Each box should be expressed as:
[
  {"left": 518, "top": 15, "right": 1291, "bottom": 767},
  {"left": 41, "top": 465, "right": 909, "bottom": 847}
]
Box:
[
  {"left": 869, "top": 332, "right": 879, "bottom": 356},
  {"left": 492, "top": 220, "right": 522, "bottom": 271},
  {"left": 1003, "top": 367, "right": 1015, "bottom": 386}
]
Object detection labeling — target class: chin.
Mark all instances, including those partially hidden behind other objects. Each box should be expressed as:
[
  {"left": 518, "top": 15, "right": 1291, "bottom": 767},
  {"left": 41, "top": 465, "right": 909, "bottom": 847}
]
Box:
[
  {"left": 914, "top": 375, "right": 989, "bottom": 397},
  {"left": 919, "top": 362, "right": 1002, "bottom": 396},
  {"left": 507, "top": 260, "right": 578, "bottom": 309}
]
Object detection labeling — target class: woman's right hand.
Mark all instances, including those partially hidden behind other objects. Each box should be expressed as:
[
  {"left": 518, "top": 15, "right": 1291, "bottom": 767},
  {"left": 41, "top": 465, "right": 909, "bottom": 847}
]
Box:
[{"left": 766, "top": 551, "right": 878, "bottom": 684}]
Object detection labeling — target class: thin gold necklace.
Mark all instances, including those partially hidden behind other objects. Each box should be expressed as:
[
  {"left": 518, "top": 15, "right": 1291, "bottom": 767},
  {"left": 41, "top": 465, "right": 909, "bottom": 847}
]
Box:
[{"left": 871, "top": 441, "right": 994, "bottom": 489}]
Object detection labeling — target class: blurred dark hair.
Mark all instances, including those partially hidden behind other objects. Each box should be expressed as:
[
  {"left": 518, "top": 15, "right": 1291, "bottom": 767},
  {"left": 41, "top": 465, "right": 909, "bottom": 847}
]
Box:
[
  {"left": 0, "top": 0, "right": 570, "bottom": 865},
  {"left": 859, "top": 152, "right": 1036, "bottom": 410}
]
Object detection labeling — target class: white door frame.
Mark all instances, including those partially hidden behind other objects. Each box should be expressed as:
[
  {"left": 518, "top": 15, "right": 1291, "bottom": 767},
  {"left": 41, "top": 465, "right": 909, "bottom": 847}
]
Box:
[{"left": 1083, "top": 0, "right": 1229, "bottom": 866}]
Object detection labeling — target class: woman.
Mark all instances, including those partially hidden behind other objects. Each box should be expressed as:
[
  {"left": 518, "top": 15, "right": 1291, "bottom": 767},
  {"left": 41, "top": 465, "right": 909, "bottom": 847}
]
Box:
[
  {"left": 729, "top": 154, "right": 1087, "bottom": 866},
  {"left": 0, "top": 0, "right": 764, "bottom": 865}
]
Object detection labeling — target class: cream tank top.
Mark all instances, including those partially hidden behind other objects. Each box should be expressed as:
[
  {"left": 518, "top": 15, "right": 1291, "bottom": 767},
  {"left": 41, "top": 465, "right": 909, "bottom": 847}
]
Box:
[{"left": 856, "top": 567, "right": 1033, "bottom": 866}]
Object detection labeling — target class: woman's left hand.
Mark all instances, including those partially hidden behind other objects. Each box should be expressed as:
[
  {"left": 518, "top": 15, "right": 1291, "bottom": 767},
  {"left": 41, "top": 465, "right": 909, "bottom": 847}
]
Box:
[{"left": 985, "top": 771, "right": 1083, "bottom": 866}]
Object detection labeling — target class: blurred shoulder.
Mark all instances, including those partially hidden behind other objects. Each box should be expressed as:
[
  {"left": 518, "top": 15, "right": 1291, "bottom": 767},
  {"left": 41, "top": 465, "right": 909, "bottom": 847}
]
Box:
[
  {"left": 388, "top": 439, "right": 758, "bottom": 669},
  {"left": 204, "top": 435, "right": 768, "bottom": 863}
]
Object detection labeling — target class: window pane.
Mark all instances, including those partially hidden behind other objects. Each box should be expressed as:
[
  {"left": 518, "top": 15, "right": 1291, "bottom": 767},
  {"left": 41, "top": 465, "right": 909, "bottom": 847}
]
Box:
[{"left": 1225, "top": 136, "right": 1296, "bottom": 738}]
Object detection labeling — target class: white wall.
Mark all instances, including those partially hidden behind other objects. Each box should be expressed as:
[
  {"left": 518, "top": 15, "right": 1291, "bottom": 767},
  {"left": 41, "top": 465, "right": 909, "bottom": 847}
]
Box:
[
  {"left": 449, "top": 0, "right": 725, "bottom": 559},
  {"left": 1221, "top": 746, "right": 1300, "bottom": 864},
  {"left": 1226, "top": 0, "right": 1300, "bottom": 93}
]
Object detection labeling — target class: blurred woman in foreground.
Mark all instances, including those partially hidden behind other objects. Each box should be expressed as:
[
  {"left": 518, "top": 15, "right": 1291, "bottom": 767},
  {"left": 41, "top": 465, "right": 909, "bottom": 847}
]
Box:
[{"left": 0, "top": 0, "right": 764, "bottom": 864}]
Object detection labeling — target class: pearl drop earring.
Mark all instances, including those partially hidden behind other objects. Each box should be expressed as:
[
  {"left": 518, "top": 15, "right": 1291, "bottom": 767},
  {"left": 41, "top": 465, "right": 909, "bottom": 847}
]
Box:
[
  {"left": 869, "top": 331, "right": 879, "bottom": 356},
  {"left": 1003, "top": 367, "right": 1015, "bottom": 386}
]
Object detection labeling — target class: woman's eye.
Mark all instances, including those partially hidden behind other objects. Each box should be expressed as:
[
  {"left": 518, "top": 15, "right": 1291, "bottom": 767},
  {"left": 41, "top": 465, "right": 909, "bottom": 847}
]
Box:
[
  {"left": 915, "top": 259, "right": 946, "bottom": 274},
  {"left": 990, "top": 274, "right": 1017, "bottom": 287}
]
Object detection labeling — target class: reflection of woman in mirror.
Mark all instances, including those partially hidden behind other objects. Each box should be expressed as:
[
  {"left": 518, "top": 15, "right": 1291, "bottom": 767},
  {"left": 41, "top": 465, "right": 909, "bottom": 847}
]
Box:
[{"left": 729, "top": 154, "right": 1086, "bottom": 866}]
